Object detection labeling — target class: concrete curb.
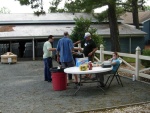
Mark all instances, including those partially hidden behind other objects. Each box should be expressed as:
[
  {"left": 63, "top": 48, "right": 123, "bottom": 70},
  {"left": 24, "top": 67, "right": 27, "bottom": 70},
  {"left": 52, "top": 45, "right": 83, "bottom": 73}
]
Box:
[{"left": 67, "top": 101, "right": 150, "bottom": 113}]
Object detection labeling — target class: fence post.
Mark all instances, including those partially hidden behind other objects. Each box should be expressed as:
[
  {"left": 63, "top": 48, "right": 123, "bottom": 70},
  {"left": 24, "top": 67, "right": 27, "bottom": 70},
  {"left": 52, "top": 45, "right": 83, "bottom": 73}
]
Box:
[
  {"left": 135, "top": 46, "right": 141, "bottom": 80},
  {"left": 100, "top": 44, "right": 104, "bottom": 62},
  {"left": 78, "top": 43, "right": 81, "bottom": 52}
]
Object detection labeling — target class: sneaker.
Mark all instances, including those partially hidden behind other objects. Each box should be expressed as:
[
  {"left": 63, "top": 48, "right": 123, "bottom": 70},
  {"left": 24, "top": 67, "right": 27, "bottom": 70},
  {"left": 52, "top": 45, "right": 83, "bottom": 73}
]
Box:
[
  {"left": 74, "top": 82, "right": 82, "bottom": 86},
  {"left": 47, "top": 79, "right": 52, "bottom": 82}
]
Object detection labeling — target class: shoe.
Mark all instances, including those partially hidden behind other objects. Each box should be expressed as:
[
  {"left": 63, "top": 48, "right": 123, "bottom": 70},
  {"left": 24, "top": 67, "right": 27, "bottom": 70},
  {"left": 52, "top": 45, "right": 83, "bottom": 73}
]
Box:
[
  {"left": 74, "top": 82, "right": 83, "bottom": 86},
  {"left": 74, "top": 82, "right": 78, "bottom": 85},
  {"left": 47, "top": 80, "right": 52, "bottom": 82}
]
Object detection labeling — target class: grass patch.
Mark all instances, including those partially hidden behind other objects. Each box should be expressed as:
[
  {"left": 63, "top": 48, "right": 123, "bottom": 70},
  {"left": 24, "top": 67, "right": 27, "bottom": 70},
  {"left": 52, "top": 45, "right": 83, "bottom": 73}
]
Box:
[
  {"left": 122, "top": 57, "right": 135, "bottom": 63},
  {"left": 95, "top": 54, "right": 135, "bottom": 63}
]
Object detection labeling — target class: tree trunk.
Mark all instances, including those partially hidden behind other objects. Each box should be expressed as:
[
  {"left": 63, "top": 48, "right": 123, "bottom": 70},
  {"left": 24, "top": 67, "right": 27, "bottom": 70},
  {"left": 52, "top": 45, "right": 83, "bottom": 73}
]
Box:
[
  {"left": 108, "top": 1, "right": 120, "bottom": 52},
  {"left": 132, "top": 0, "right": 139, "bottom": 29}
]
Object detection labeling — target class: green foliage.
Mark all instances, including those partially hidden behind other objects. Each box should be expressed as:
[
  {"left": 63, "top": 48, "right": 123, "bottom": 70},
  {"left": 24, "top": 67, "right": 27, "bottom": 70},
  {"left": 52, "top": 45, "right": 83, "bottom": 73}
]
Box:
[
  {"left": 144, "top": 6, "right": 150, "bottom": 10},
  {"left": 70, "top": 17, "right": 91, "bottom": 42},
  {"left": 18, "top": 0, "right": 45, "bottom": 16},
  {"left": 48, "top": 0, "right": 62, "bottom": 13},
  {"left": 116, "top": 6, "right": 125, "bottom": 17},
  {"left": 64, "top": 0, "right": 84, "bottom": 13},
  {"left": 122, "top": 57, "right": 135, "bottom": 63},
  {"left": 70, "top": 17, "right": 103, "bottom": 48},
  {"left": 123, "top": 0, "right": 146, "bottom": 12},
  {"left": 17, "top": 0, "right": 30, "bottom": 5},
  {"left": 141, "top": 49, "right": 150, "bottom": 68},
  {"left": 88, "top": 28, "right": 103, "bottom": 48},
  {"left": 93, "top": 10, "right": 108, "bottom": 22},
  {"left": 0, "top": 7, "right": 10, "bottom": 13}
]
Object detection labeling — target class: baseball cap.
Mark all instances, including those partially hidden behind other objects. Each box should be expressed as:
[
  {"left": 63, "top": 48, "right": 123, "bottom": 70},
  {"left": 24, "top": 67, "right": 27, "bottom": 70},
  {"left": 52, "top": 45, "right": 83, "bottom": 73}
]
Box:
[{"left": 84, "top": 32, "right": 91, "bottom": 38}]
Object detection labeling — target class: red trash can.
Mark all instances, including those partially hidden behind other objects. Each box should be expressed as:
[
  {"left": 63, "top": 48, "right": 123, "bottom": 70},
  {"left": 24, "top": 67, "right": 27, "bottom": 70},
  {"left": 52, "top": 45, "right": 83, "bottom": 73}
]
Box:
[{"left": 51, "top": 67, "right": 67, "bottom": 91}]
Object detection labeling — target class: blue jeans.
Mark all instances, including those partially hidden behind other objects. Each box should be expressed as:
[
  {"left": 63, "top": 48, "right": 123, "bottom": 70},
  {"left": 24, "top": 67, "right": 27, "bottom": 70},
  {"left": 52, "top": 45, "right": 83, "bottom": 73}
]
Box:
[{"left": 43, "top": 57, "right": 53, "bottom": 81}]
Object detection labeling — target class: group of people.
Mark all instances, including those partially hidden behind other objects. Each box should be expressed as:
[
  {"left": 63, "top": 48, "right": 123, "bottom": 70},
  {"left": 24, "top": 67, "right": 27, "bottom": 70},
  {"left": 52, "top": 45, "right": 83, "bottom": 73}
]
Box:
[{"left": 42, "top": 31, "right": 120, "bottom": 87}]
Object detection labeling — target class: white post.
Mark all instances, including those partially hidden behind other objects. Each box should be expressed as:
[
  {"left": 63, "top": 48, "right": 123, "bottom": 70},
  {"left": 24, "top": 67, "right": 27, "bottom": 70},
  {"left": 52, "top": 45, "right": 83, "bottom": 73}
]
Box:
[
  {"left": 100, "top": 44, "right": 104, "bottom": 62},
  {"left": 135, "top": 46, "right": 141, "bottom": 80},
  {"left": 78, "top": 43, "right": 81, "bottom": 52},
  {"left": 32, "top": 38, "right": 35, "bottom": 60}
]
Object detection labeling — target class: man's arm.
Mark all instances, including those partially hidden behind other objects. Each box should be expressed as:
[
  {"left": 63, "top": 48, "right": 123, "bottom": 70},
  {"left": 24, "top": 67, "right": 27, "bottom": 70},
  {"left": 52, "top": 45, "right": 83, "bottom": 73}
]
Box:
[
  {"left": 56, "top": 51, "right": 60, "bottom": 62},
  {"left": 73, "top": 40, "right": 81, "bottom": 45},
  {"left": 88, "top": 47, "right": 98, "bottom": 56},
  {"left": 73, "top": 47, "right": 82, "bottom": 52},
  {"left": 48, "top": 48, "right": 56, "bottom": 51}
]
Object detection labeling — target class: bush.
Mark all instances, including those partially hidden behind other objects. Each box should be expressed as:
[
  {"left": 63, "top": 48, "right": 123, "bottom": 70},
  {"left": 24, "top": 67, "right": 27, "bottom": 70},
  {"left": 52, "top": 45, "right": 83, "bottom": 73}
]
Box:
[
  {"left": 70, "top": 17, "right": 103, "bottom": 47},
  {"left": 141, "top": 49, "right": 150, "bottom": 68}
]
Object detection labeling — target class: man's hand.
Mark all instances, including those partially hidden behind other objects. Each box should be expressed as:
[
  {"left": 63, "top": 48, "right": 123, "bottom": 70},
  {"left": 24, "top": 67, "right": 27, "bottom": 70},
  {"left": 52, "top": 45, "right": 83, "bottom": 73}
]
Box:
[
  {"left": 57, "top": 56, "right": 60, "bottom": 62},
  {"left": 78, "top": 48, "right": 82, "bottom": 52},
  {"left": 88, "top": 52, "right": 93, "bottom": 56}
]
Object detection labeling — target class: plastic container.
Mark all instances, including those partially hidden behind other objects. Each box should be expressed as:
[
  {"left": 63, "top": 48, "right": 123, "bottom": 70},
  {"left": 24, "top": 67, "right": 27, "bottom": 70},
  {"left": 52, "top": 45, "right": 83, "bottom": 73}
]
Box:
[
  {"left": 51, "top": 67, "right": 67, "bottom": 91},
  {"left": 132, "top": 74, "right": 136, "bottom": 81}
]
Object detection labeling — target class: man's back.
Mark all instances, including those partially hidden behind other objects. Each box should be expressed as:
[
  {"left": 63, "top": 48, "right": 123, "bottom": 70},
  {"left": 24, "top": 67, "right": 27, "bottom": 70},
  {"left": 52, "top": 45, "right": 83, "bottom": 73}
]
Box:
[{"left": 57, "top": 37, "right": 74, "bottom": 62}]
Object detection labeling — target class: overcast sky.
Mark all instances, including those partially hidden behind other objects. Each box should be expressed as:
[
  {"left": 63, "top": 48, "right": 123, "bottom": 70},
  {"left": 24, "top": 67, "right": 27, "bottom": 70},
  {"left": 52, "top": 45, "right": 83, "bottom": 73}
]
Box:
[
  {"left": 0, "top": 0, "right": 65, "bottom": 13},
  {"left": 0, "top": 0, "right": 149, "bottom": 13}
]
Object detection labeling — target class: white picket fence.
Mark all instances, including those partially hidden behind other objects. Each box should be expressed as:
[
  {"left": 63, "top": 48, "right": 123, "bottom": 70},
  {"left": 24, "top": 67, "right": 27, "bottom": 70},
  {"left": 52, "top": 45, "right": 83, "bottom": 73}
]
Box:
[
  {"left": 95, "top": 44, "right": 150, "bottom": 80},
  {"left": 77, "top": 44, "right": 150, "bottom": 81}
]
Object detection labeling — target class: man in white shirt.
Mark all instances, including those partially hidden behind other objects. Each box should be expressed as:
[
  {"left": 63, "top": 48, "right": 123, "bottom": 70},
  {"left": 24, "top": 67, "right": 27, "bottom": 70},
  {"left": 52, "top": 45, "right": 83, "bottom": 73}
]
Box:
[{"left": 43, "top": 35, "right": 56, "bottom": 82}]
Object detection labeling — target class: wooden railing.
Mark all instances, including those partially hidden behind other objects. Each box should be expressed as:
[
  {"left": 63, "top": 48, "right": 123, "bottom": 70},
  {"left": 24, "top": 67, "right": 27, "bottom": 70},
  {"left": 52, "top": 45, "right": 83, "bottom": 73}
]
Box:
[
  {"left": 96, "top": 44, "right": 150, "bottom": 80},
  {"left": 77, "top": 44, "right": 150, "bottom": 81}
]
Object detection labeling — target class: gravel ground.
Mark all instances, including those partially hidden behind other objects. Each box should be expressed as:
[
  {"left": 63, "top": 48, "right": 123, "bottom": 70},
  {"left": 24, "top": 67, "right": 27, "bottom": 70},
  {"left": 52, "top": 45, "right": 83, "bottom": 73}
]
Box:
[
  {"left": 68, "top": 102, "right": 150, "bottom": 113},
  {"left": 98, "top": 103, "right": 150, "bottom": 113},
  {"left": 0, "top": 60, "right": 150, "bottom": 113}
]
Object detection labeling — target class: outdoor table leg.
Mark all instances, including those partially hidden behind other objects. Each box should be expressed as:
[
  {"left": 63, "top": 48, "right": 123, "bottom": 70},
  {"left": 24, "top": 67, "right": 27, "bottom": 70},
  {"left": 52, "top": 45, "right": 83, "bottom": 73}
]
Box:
[
  {"left": 97, "top": 84, "right": 105, "bottom": 95},
  {"left": 74, "top": 74, "right": 82, "bottom": 95},
  {"left": 96, "top": 74, "right": 105, "bottom": 95},
  {"left": 74, "top": 74, "right": 105, "bottom": 95}
]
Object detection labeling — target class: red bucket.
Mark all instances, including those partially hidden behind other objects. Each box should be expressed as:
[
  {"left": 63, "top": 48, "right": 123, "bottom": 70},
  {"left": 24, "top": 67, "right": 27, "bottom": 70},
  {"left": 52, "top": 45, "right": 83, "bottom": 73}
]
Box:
[{"left": 52, "top": 72, "right": 67, "bottom": 91}]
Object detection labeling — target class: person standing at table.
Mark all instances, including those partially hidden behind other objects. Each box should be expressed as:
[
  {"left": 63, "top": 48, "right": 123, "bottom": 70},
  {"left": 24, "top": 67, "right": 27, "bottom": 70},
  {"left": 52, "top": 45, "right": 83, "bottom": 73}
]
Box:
[
  {"left": 56, "top": 31, "right": 81, "bottom": 84},
  {"left": 74, "top": 32, "right": 98, "bottom": 78},
  {"left": 43, "top": 35, "right": 56, "bottom": 82}
]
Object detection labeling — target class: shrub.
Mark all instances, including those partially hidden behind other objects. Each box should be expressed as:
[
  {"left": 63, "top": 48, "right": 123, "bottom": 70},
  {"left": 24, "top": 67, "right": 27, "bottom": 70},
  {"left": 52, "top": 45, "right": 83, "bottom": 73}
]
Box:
[
  {"left": 141, "top": 49, "right": 150, "bottom": 68},
  {"left": 70, "top": 17, "right": 103, "bottom": 47}
]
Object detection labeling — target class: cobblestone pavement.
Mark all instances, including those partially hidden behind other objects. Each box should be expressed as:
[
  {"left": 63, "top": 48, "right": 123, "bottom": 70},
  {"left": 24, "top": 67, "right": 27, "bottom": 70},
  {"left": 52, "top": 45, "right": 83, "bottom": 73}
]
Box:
[{"left": 0, "top": 60, "right": 150, "bottom": 113}]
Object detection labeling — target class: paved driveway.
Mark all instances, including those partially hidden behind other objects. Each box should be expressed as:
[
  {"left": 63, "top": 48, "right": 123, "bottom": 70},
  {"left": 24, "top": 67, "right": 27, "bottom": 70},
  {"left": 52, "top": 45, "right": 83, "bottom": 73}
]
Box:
[{"left": 0, "top": 60, "right": 149, "bottom": 113}]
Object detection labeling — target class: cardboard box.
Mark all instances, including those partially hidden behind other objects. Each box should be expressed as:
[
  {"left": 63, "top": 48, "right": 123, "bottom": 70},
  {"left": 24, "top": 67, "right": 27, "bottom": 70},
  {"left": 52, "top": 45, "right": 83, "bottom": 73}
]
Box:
[{"left": 1, "top": 52, "right": 17, "bottom": 64}]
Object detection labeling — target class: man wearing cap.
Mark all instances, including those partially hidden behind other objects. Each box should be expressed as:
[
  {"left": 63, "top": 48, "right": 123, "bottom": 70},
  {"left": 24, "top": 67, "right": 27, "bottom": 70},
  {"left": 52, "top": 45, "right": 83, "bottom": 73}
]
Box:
[
  {"left": 43, "top": 35, "right": 56, "bottom": 82},
  {"left": 74, "top": 32, "right": 98, "bottom": 62},
  {"left": 74, "top": 32, "right": 98, "bottom": 78}
]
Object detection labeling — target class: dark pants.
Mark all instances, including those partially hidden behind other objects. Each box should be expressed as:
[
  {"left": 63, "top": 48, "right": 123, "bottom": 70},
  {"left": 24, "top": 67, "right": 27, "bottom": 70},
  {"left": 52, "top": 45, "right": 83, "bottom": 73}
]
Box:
[
  {"left": 61, "top": 60, "right": 75, "bottom": 80},
  {"left": 43, "top": 57, "right": 53, "bottom": 81},
  {"left": 95, "top": 71, "right": 112, "bottom": 86},
  {"left": 95, "top": 73, "right": 104, "bottom": 84},
  {"left": 85, "top": 55, "right": 94, "bottom": 62}
]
